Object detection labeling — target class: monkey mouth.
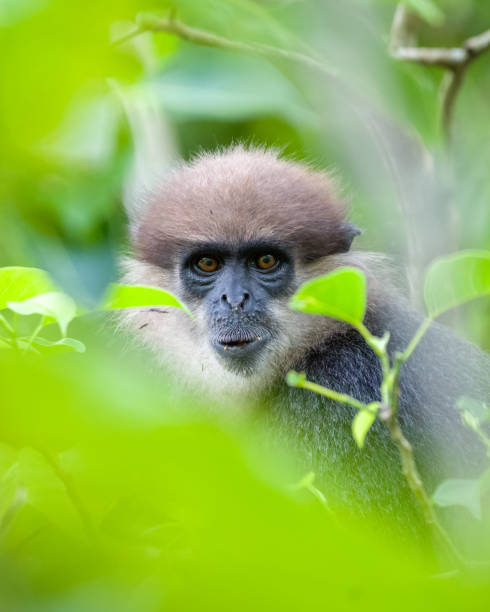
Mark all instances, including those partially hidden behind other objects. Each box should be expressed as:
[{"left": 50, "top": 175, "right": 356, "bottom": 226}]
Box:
[
  {"left": 218, "top": 337, "right": 258, "bottom": 349},
  {"left": 211, "top": 328, "right": 270, "bottom": 369}
]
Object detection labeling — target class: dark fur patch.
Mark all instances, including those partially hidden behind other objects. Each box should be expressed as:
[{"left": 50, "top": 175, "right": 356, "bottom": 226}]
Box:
[{"left": 134, "top": 146, "right": 358, "bottom": 268}]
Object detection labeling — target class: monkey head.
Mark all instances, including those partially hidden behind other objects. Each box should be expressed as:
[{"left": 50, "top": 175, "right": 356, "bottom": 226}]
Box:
[{"left": 122, "top": 146, "right": 362, "bottom": 395}]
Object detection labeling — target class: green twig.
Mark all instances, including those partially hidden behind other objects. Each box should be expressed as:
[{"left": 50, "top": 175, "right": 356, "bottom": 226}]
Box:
[
  {"left": 291, "top": 313, "right": 466, "bottom": 567},
  {"left": 292, "top": 375, "right": 369, "bottom": 412},
  {"left": 382, "top": 409, "right": 465, "bottom": 567},
  {"left": 400, "top": 317, "right": 432, "bottom": 363},
  {"left": 377, "top": 318, "right": 466, "bottom": 567}
]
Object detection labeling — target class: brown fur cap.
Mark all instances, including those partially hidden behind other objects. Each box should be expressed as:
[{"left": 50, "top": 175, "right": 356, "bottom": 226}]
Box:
[{"left": 133, "top": 146, "right": 359, "bottom": 267}]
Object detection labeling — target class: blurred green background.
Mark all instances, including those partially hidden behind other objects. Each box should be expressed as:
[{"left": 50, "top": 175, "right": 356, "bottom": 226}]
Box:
[
  {"left": 1, "top": 0, "right": 489, "bottom": 345},
  {"left": 1, "top": 0, "right": 490, "bottom": 609}
]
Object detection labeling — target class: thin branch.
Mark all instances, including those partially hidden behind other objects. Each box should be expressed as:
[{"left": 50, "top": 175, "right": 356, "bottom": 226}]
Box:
[
  {"left": 113, "top": 14, "right": 337, "bottom": 79},
  {"left": 381, "top": 408, "right": 465, "bottom": 567},
  {"left": 389, "top": 4, "right": 490, "bottom": 141},
  {"left": 290, "top": 374, "right": 369, "bottom": 412}
]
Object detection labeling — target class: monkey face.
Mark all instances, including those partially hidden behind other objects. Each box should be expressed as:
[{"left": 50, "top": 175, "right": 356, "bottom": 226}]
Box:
[
  {"left": 180, "top": 240, "right": 294, "bottom": 375},
  {"left": 123, "top": 147, "right": 361, "bottom": 393}
]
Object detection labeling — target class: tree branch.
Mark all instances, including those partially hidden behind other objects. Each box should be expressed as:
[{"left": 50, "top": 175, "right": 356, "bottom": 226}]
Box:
[
  {"left": 389, "top": 4, "right": 490, "bottom": 141},
  {"left": 113, "top": 14, "right": 337, "bottom": 79}
]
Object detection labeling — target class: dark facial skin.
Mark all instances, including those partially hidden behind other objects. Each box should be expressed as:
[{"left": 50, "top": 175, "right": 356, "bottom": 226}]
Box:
[{"left": 180, "top": 240, "right": 295, "bottom": 374}]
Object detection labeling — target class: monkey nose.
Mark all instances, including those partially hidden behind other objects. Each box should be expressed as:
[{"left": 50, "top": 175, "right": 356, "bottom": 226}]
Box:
[{"left": 221, "top": 292, "right": 250, "bottom": 311}]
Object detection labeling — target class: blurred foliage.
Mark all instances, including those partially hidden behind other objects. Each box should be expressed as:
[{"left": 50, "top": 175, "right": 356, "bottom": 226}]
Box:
[
  {"left": 1, "top": 335, "right": 490, "bottom": 611},
  {"left": 1, "top": 0, "right": 490, "bottom": 608}
]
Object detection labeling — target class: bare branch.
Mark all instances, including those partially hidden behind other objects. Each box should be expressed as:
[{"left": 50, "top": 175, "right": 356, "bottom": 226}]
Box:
[
  {"left": 113, "top": 14, "right": 337, "bottom": 79},
  {"left": 392, "top": 46, "right": 467, "bottom": 69},
  {"left": 389, "top": 4, "right": 490, "bottom": 141}
]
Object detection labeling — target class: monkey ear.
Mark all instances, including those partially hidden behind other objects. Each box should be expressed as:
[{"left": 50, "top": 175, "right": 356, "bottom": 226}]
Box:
[{"left": 337, "top": 223, "right": 362, "bottom": 253}]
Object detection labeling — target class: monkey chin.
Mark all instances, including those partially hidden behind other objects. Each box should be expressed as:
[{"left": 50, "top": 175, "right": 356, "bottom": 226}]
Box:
[{"left": 211, "top": 333, "right": 272, "bottom": 377}]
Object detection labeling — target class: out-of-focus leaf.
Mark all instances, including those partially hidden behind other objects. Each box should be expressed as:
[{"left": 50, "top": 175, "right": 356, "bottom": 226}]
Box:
[
  {"left": 39, "top": 94, "right": 120, "bottom": 167},
  {"left": 405, "top": 0, "right": 445, "bottom": 26},
  {"left": 18, "top": 447, "right": 86, "bottom": 537},
  {"left": 0, "top": 267, "right": 56, "bottom": 310},
  {"left": 7, "top": 291, "right": 77, "bottom": 336},
  {"left": 0, "top": 0, "right": 48, "bottom": 27},
  {"left": 424, "top": 251, "right": 490, "bottom": 318},
  {"left": 433, "top": 478, "right": 481, "bottom": 520},
  {"left": 456, "top": 396, "right": 489, "bottom": 424},
  {"left": 0, "top": 337, "right": 12, "bottom": 349},
  {"left": 289, "top": 267, "right": 366, "bottom": 327},
  {"left": 286, "top": 371, "right": 307, "bottom": 387},
  {"left": 154, "top": 49, "right": 311, "bottom": 125},
  {"left": 100, "top": 283, "right": 192, "bottom": 316},
  {"left": 31, "top": 337, "right": 86, "bottom": 353},
  {"left": 352, "top": 408, "right": 377, "bottom": 449}
]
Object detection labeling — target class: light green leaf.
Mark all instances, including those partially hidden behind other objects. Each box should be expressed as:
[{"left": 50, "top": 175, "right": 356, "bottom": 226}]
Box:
[
  {"left": 286, "top": 371, "right": 306, "bottom": 388},
  {"left": 406, "top": 0, "right": 445, "bottom": 26},
  {"left": 31, "top": 337, "right": 86, "bottom": 354},
  {"left": 289, "top": 267, "right": 366, "bottom": 327},
  {"left": 352, "top": 409, "right": 377, "bottom": 449},
  {"left": 7, "top": 292, "right": 77, "bottom": 336},
  {"left": 456, "top": 396, "right": 489, "bottom": 424},
  {"left": 424, "top": 250, "right": 490, "bottom": 318},
  {"left": 0, "top": 266, "right": 56, "bottom": 310},
  {"left": 100, "top": 283, "right": 192, "bottom": 317},
  {"left": 432, "top": 478, "right": 481, "bottom": 520}
]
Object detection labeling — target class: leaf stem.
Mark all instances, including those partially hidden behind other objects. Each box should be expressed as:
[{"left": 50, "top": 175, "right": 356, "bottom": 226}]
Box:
[
  {"left": 382, "top": 409, "right": 466, "bottom": 567},
  {"left": 400, "top": 317, "right": 432, "bottom": 362},
  {"left": 294, "top": 376, "right": 369, "bottom": 412},
  {"left": 23, "top": 316, "right": 45, "bottom": 355}
]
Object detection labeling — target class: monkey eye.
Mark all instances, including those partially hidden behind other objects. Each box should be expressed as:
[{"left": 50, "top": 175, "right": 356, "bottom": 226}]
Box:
[
  {"left": 255, "top": 254, "right": 277, "bottom": 270},
  {"left": 196, "top": 256, "right": 220, "bottom": 273}
]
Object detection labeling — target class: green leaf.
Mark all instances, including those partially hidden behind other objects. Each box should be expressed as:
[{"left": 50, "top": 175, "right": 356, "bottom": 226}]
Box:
[
  {"left": 456, "top": 396, "right": 489, "bottom": 424},
  {"left": 0, "top": 266, "right": 56, "bottom": 310},
  {"left": 424, "top": 250, "right": 490, "bottom": 318},
  {"left": 432, "top": 478, "right": 481, "bottom": 520},
  {"left": 406, "top": 0, "right": 445, "bottom": 26},
  {"left": 7, "top": 292, "right": 77, "bottom": 336},
  {"left": 31, "top": 337, "right": 86, "bottom": 354},
  {"left": 289, "top": 268, "right": 366, "bottom": 327},
  {"left": 0, "top": 337, "right": 13, "bottom": 349},
  {"left": 100, "top": 283, "right": 192, "bottom": 317},
  {"left": 352, "top": 408, "right": 377, "bottom": 449},
  {"left": 18, "top": 447, "right": 86, "bottom": 537},
  {"left": 286, "top": 371, "right": 306, "bottom": 387}
]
